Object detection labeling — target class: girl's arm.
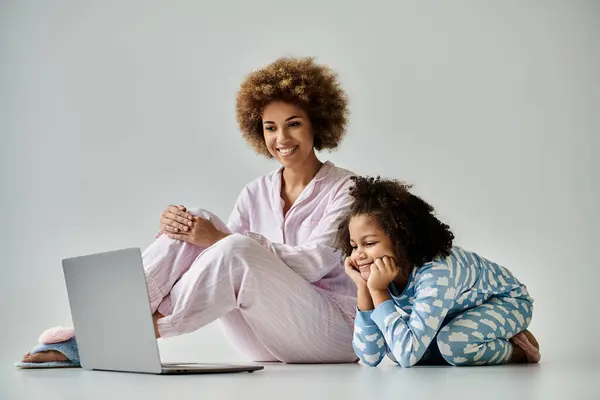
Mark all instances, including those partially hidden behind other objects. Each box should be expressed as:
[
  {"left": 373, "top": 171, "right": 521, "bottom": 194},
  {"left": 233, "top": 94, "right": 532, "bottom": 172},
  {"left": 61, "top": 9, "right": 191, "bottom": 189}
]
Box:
[
  {"left": 353, "top": 295, "right": 386, "bottom": 367},
  {"left": 353, "top": 287, "right": 399, "bottom": 367},
  {"left": 369, "top": 262, "right": 458, "bottom": 367}
]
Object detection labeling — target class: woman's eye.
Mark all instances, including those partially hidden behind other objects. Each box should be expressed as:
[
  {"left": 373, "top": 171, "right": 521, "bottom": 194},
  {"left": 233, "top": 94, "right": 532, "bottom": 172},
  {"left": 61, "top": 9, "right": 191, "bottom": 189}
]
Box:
[
  {"left": 288, "top": 121, "right": 300, "bottom": 128},
  {"left": 264, "top": 126, "right": 276, "bottom": 132}
]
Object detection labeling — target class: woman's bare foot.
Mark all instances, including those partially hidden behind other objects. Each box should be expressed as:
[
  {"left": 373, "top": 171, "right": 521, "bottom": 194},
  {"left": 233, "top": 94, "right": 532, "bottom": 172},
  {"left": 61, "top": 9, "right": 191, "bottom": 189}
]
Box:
[
  {"left": 509, "top": 330, "right": 540, "bottom": 363},
  {"left": 153, "top": 311, "right": 164, "bottom": 338},
  {"left": 22, "top": 351, "right": 68, "bottom": 364},
  {"left": 22, "top": 312, "right": 165, "bottom": 364}
]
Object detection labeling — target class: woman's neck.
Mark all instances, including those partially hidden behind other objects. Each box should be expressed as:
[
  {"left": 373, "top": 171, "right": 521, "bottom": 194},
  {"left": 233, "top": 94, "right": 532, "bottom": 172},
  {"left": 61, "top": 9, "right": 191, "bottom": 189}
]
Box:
[{"left": 281, "top": 152, "right": 323, "bottom": 191}]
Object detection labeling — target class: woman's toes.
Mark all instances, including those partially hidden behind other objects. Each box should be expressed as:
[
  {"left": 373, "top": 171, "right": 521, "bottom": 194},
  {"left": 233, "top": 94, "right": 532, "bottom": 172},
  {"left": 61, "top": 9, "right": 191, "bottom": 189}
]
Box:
[{"left": 24, "top": 351, "right": 68, "bottom": 363}]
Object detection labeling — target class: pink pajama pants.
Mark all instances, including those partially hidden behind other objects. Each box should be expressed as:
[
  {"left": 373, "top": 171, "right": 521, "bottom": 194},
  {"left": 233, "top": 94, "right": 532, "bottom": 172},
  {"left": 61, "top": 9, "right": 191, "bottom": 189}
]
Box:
[{"left": 142, "top": 209, "right": 357, "bottom": 364}]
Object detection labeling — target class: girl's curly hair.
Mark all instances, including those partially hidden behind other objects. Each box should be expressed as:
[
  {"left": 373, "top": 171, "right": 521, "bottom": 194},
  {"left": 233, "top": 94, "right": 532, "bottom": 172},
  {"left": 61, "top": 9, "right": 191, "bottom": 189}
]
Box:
[
  {"left": 235, "top": 57, "right": 349, "bottom": 157},
  {"left": 336, "top": 176, "right": 455, "bottom": 267}
]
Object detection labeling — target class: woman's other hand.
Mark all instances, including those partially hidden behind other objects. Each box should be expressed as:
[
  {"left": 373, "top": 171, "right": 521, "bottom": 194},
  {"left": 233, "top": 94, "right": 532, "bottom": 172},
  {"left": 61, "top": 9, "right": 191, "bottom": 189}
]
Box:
[
  {"left": 159, "top": 205, "right": 194, "bottom": 234},
  {"left": 168, "top": 215, "right": 229, "bottom": 248}
]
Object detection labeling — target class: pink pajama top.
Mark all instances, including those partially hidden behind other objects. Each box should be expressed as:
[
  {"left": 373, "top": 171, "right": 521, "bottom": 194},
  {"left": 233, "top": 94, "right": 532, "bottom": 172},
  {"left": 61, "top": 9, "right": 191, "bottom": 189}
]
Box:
[{"left": 227, "top": 161, "right": 357, "bottom": 316}]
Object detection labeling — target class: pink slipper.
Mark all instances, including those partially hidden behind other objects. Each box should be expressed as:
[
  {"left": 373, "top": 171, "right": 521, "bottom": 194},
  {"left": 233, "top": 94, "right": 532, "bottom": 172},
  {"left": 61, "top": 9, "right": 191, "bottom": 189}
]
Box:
[{"left": 38, "top": 326, "right": 75, "bottom": 344}]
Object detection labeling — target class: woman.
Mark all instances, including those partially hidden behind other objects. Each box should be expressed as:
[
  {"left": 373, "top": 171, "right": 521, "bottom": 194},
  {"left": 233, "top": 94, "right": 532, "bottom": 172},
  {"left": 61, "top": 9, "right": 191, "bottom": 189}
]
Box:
[{"left": 19, "top": 57, "right": 359, "bottom": 366}]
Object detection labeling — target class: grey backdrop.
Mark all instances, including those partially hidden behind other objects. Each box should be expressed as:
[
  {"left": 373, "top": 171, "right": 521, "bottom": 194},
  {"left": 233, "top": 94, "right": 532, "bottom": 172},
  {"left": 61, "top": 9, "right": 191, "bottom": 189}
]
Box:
[{"left": 1, "top": 0, "right": 598, "bottom": 366}]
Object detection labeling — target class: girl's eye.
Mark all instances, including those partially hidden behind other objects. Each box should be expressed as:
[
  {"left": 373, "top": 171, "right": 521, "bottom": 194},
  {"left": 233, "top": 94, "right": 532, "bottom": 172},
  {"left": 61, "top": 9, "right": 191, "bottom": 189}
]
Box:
[{"left": 365, "top": 242, "right": 377, "bottom": 247}]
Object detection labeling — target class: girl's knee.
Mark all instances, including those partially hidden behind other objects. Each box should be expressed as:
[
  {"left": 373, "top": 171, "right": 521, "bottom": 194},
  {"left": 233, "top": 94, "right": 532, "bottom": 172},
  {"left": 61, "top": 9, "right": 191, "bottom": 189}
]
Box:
[{"left": 436, "top": 329, "right": 474, "bottom": 366}]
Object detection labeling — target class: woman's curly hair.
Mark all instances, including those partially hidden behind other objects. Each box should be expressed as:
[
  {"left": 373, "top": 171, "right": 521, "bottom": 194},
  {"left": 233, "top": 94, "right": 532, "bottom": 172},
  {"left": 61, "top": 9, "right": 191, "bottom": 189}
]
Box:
[
  {"left": 336, "top": 176, "right": 455, "bottom": 267},
  {"left": 235, "top": 57, "right": 349, "bottom": 157}
]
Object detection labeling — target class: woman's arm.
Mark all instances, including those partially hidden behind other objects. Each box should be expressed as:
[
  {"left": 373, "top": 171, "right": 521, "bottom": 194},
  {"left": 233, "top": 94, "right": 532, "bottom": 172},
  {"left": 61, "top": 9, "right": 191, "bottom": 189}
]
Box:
[{"left": 228, "top": 178, "right": 353, "bottom": 283}]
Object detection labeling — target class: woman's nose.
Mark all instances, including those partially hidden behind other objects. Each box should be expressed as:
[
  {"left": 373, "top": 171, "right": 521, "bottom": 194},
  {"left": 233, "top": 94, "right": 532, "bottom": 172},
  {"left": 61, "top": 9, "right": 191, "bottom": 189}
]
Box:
[{"left": 276, "top": 129, "right": 291, "bottom": 143}]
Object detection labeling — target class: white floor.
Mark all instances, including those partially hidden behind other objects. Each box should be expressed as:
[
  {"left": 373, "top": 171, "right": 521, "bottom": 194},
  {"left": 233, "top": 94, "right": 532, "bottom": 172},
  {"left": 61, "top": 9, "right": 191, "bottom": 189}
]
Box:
[{"left": 1, "top": 360, "right": 597, "bottom": 400}]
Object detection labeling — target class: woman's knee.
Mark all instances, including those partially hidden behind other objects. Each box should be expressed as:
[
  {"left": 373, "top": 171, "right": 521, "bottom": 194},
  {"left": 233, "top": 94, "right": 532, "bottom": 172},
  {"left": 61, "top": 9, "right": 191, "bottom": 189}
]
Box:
[
  {"left": 213, "top": 233, "right": 261, "bottom": 254},
  {"left": 204, "top": 234, "right": 269, "bottom": 276},
  {"left": 186, "top": 208, "right": 230, "bottom": 233},
  {"left": 186, "top": 207, "right": 214, "bottom": 219}
]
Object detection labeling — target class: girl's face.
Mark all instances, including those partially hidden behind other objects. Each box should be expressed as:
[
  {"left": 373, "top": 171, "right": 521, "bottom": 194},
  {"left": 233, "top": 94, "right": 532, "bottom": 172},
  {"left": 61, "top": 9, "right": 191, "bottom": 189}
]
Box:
[
  {"left": 348, "top": 214, "right": 398, "bottom": 280},
  {"left": 262, "top": 101, "right": 317, "bottom": 169}
]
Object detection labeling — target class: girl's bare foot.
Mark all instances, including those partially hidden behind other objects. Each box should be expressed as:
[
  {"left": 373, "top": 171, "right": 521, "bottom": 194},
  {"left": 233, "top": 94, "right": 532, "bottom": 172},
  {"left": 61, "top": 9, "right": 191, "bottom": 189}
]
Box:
[
  {"left": 22, "top": 351, "right": 68, "bottom": 364},
  {"left": 509, "top": 330, "right": 540, "bottom": 363}
]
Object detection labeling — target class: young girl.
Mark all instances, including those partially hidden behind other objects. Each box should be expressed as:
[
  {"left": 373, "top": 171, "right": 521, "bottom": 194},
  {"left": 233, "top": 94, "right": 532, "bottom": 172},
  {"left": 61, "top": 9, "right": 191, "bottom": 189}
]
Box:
[{"left": 336, "top": 176, "right": 541, "bottom": 367}]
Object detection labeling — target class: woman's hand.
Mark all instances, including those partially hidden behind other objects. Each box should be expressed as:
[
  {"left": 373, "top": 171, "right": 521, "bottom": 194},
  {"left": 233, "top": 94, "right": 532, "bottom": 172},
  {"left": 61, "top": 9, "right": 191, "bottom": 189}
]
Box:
[
  {"left": 159, "top": 205, "right": 194, "bottom": 234},
  {"left": 344, "top": 257, "right": 367, "bottom": 289},
  {"left": 168, "top": 215, "right": 229, "bottom": 248}
]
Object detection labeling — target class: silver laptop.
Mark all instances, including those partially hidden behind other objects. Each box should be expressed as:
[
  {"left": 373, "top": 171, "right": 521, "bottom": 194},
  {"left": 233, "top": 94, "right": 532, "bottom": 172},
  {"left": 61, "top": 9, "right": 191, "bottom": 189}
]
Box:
[{"left": 62, "top": 248, "right": 264, "bottom": 375}]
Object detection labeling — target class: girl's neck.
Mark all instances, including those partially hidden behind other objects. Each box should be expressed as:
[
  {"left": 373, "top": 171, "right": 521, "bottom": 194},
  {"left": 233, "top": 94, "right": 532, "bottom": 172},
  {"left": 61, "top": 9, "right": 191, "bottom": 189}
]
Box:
[
  {"left": 393, "top": 255, "right": 413, "bottom": 292},
  {"left": 393, "top": 273, "right": 410, "bottom": 292}
]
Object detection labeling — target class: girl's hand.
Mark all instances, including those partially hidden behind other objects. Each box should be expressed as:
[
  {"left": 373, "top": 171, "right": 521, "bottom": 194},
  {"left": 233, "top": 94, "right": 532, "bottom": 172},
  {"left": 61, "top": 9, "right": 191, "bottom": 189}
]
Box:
[
  {"left": 367, "top": 256, "right": 400, "bottom": 292},
  {"left": 344, "top": 257, "right": 368, "bottom": 288},
  {"left": 159, "top": 205, "right": 194, "bottom": 234},
  {"left": 168, "top": 215, "right": 229, "bottom": 248}
]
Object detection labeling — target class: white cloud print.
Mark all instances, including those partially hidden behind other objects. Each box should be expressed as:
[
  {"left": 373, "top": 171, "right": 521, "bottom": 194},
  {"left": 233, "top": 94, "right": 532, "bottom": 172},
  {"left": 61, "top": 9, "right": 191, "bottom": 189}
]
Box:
[
  {"left": 506, "top": 318, "right": 516, "bottom": 331},
  {"left": 394, "top": 324, "right": 406, "bottom": 336},
  {"left": 353, "top": 337, "right": 367, "bottom": 352},
  {"left": 384, "top": 313, "right": 400, "bottom": 328},
  {"left": 411, "top": 319, "right": 424, "bottom": 331},
  {"left": 463, "top": 343, "right": 479, "bottom": 354},
  {"left": 471, "top": 331, "right": 484, "bottom": 340},
  {"left": 438, "top": 341, "right": 453, "bottom": 356},
  {"left": 448, "top": 332, "right": 470, "bottom": 342},
  {"left": 410, "top": 354, "right": 417, "bottom": 366},
  {"left": 365, "top": 333, "right": 379, "bottom": 342},
  {"left": 415, "top": 303, "right": 431, "bottom": 313},
  {"left": 419, "top": 287, "right": 439, "bottom": 298},
  {"left": 480, "top": 319, "right": 498, "bottom": 331},
  {"left": 363, "top": 352, "right": 381, "bottom": 364},
  {"left": 444, "top": 288, "right": 457, "bottom": 300},
  {"left": 512, "top": 310, "right": 525, "bottom": 325},
  {"left": 436, "top": 277, "right": 449, "bottom": 286},
  {"left": 425, "top": 316, "right": 440, "bottom": 330},
  {"left": 485, "top": 310, "right": 506, "bottom": 325},
  {"left": 421, "top": 335, "right": 432, "bottom": 347},
  {"left": 453, "top": 319, "right": 479, "bottom": 330}
]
